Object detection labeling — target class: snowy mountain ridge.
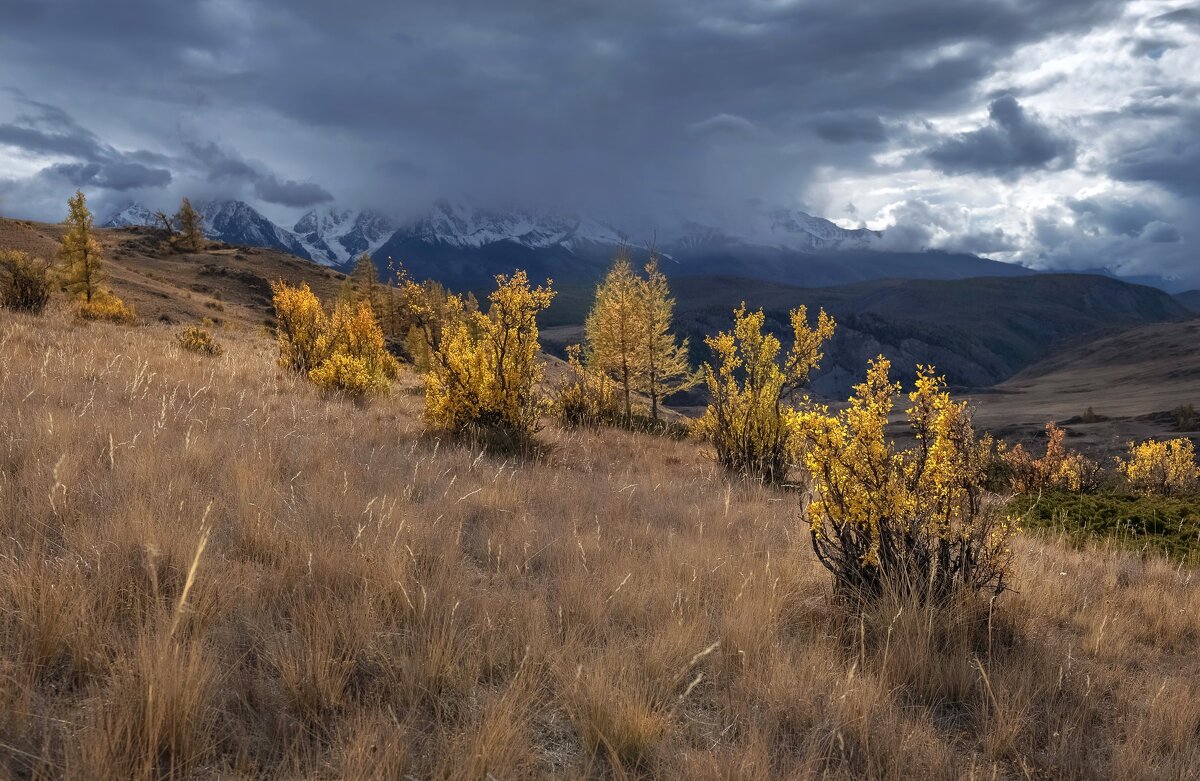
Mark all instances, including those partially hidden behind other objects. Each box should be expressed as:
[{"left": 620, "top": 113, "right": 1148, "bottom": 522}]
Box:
[{"left": 102, "top": 197, "right": 881, "bottom": 268}]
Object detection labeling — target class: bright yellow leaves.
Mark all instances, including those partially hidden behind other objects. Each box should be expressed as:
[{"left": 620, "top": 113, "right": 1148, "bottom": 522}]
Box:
[
  {"left": 417, "top": 271, "right": 555, "bottom": 442},
  {"left": 271, "top": 280, "right": 399, "bottom": 398},
  {"left": 583, "top": 255, "right": 694, "bottom": 423},
  {"left": 793, "top": 359, "right": 1014, "bottom": 601},
  {"left": 1117, "top": 438, "right": 1199, "bottom": 495},
  {"left": 695, "top": 302, "right": 835, "bottom": 483}
]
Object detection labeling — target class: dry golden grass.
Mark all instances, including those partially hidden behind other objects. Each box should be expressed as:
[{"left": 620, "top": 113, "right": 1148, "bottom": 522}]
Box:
[{"left": 2, "top": 306, "right": 1199, "bottom": 779}]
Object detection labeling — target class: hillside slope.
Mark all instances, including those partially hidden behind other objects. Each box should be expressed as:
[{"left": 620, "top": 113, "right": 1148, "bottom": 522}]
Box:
[
  {"left": 0, "top": 309, "right": 1197, "bottom": 778},
  {"left": 668, "top": 273, "right": 1191, "bottom": 396},
  {"left": 0, "top": 218, "right": 350, "bottom": 328},
  {"left": 967, "top": 319, "right": 1200, "bottom": 453}
]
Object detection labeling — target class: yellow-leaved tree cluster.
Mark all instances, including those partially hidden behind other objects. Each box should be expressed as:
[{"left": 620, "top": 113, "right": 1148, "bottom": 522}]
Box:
[
  {"left": 568, "top": 252, "right": 696, "bottom": 426},
  {"left": 1118, "top": 437, "right": 1199, "bottom": 495},
  {"left": 271, "top": 280, "right": 399, "bottom": 398}
]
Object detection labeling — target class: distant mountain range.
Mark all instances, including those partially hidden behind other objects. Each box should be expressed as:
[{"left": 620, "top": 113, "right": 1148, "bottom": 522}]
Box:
[{"left": 102, "top": 198, "right": 1035, "bottom": 289}]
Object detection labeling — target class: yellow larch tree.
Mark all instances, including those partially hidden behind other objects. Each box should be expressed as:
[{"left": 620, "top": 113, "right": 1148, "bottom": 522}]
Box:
[
  {"left": 175, "top": 197, "right": 204, "bottom": 252},
  {"left": 585, "top": 252, "right": 644, "bottom": 422},
  {"left": 60, "top": 190, "right": 105, "bottom": 302},
  {"left": 636, "top": 258, "right": 694, "bottom": 421}
]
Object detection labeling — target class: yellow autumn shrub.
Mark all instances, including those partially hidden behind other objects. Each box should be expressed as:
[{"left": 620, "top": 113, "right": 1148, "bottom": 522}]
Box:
[
  {"left": 794, "top": 359, "right": 1014, "bottom": 603},
  {"left": 309, "top": 301, "right": 400, "bottom": 397},
  {"left": 1004, "top": 422, "right": 1092, "bottom": 493},
  {"left": 177, "top": 325, "right": 223, "bottom": 357},
  {"left": 414, "top": 270, "right": 554, "bottom": 442},
  {"left": 76, "top": 291, "right": 136, "bottom": 325},
  {"left": 271, "top": 280, "right": 399, "bottom": 398},
  {"left": 271, "top": 281, "right": 328, "bottom": 374},
  {"left": 1117, "top": 438, "right": 1199, "bottom": 495},
  {"left": 695, "top": 303, "right": 835, "bottom": 483}
]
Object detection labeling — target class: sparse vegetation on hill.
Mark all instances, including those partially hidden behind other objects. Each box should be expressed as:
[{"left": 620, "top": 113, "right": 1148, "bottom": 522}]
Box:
[
  {"left": 2, "top": 207, "right": 1200, "bottom": 779},
  {"left": 2, "top": 306, "right": 1200, "bottom": 779}
]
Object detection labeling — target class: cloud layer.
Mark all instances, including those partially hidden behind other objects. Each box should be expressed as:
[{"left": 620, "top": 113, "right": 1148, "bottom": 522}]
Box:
[{"left": 0, "top": 0, "right": 1197, "bottom": 287}]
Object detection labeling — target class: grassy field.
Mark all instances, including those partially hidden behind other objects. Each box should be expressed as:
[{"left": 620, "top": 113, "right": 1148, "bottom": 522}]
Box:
[{"left": 1, "top": 306, "right": 1199, "bottom": 779}]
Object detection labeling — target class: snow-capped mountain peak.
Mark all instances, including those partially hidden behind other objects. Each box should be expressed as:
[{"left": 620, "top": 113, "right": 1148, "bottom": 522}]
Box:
[
  {"left": 407, "top": 200, "right": 626, "bottom": 251},
  {"left": 101, "top": 202, "right": 159, "bottom": 229},
  {"left": 293, "top": 206, "right": 396, "bottom": 266},
  {"left": 759, "top": 207, "right": 880, "bottom": 250}
]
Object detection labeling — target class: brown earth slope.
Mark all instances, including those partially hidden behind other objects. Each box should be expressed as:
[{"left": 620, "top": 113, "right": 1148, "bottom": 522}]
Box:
[{"left": 0, "top": 218, "right": 350, "bottom": 328}]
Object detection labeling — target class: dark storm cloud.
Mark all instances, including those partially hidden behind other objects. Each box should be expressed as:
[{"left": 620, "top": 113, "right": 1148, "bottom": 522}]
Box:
[
  {"left": 44, "top": 161, "right": 173, "bottom": 191},
  {"left": 1152, "top": 8, "right": 1200, "bottom": 27},
  {"left": 924, "top": 95, "right": 1076, "bottom": 177},
  {"left": 253, "top": 176, "right": 333, "bottom": 207},
  {"left": 0, "top": 0, "right": 1128, "bottom": 213},
  {"left": 1109, "top": 122, "right": 1200, "bottom": 199},
  {"left": 812, "top": 113, "right": 888, "bottom": 144},
  {"left": 180, "top": 138, "right": 333, "bottom": 207},
  {"left": 5, "top": 0, "right": 1194, "bottom": 288},
  {"left": 1068, "top": 195, "right": 1159, "bottom": 237}
]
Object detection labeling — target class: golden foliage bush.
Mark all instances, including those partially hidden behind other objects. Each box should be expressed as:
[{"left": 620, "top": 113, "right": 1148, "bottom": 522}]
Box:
[
  {"left": 413, "top": 271, "right": 554, "bottom": 442},
  {"left": 794, "top": 360, "right": 1015, "bottom": 602},
  {"left": 0, "top": 249, "right": 53, "bottom": 313},
  {"left": 76, "top": 291, "right": 137, "bottom": 325},
  {"left": 271, "top": 280, "right": 327, "bottom": 375},
  {"left": 554, "top": 344, "right": 624, "bottom": 428},
  {"left": 695, "top": 302, "right": 835, "bottom": 483},
  {"left": 1117, "top": 438, "right": 1199, "bottom": 495},
  {"left": 1004, "top": 422, "right": 1093, "bottom": 493},
  {"left": 177, "top": 325, "right": 223, "bottom": 357},
  {"left": 271, "top": 280, "right": 399, "bottom": 398}
]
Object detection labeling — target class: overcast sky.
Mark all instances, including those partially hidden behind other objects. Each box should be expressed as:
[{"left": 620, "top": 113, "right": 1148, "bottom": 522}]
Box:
[{"left": 1, "top": 0, "right": 1197, "bottom": 286}]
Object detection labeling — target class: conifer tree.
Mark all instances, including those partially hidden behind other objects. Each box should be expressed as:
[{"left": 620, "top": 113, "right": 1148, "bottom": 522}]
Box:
[
  {"left": 351, "top": 254, "right": 380, "bottom": 313},
  {"left": 176, "top": 197, "right": 204, "bottom": 251},
  {"left": 59, "top": 190, "right": 105, "bottom": 302},
  {"left": 585, "top": 252, "right": 644, "bottom": 421},
  {"left": 637, "top": 258, "right": 694, "bottom": 420}
]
